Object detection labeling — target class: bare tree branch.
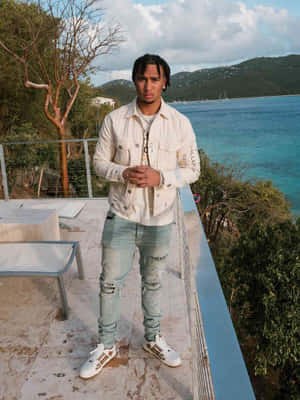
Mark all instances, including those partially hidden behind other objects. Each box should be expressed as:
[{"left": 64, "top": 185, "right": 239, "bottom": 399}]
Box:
[{"left": 25, "top": 80, "right": 49, "bottom": 89}]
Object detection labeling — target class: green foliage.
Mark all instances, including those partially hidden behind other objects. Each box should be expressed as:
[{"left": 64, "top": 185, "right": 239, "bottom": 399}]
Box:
[
  {"left": 68, "top": 80, "right": 115, "bottom": 139},
  {"left": 192, "top": 150, "right": 298, "bottom": 398},
  {"left": 4, "top": 123, "right": 57, "bottom": 169},
  {"left": 227, "top": 221, "right": 300, "bottom": 399},
  {"left": 191, "top": 149, "right": 291, "bottom": 251},
  {"left": 0, "top": 0, "right": 56, "bottom": 136}
]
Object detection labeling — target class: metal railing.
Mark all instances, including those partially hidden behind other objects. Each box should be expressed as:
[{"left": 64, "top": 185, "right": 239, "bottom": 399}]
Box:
[{"left": 0, "top": 138, "right": 103, "bottom": 200}]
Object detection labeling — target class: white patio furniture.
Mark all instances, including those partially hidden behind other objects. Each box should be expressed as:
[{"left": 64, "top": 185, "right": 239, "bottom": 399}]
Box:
[{"left": 0, "top": 241, "right": 84, "bottom": 319}]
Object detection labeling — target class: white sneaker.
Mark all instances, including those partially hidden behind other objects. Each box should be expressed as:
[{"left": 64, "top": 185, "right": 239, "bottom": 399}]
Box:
[
  {"left": 79, "top": 343, "right": 116, "bottom": 380},
  {"left": 143, "top": 334, "right": 182, "bottom": 367}
]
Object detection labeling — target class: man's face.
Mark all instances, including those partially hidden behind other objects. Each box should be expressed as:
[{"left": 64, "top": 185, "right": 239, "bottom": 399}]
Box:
[{"left": 134, "top": 64, "right": 166, "bottom": 106}]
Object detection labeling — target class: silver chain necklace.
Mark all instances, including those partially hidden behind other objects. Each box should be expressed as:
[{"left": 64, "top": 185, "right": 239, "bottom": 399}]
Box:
[{"left": 137, "top": 109, "right": 156, "bottom": 160}]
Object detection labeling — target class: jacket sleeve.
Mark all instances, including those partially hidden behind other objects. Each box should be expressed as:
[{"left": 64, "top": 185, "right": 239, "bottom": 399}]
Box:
[
  {"left": 93, "top": 115, "right": 127, "bottom": 183},
  {"left": 161, "top": 117, "right": 200, "bottom": 188}
]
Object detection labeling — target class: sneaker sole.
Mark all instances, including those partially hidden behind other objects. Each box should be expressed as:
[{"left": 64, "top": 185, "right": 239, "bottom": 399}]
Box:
[
  {"left": 143, "top": 344, "right": 182, "bottom": 368},
  {"left": 79, "top": 350, "right": 117, "bottom": 380}
]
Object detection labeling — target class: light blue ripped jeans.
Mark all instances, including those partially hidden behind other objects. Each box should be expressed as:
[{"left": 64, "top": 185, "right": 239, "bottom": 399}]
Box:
[{"left": 98, "top": 210, "right": 172, "bottom": 348}]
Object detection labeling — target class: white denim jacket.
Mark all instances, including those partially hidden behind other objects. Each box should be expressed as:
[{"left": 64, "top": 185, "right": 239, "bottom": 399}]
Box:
[{"left": 93, "top": 98, "right": 200, "bottom": 218}]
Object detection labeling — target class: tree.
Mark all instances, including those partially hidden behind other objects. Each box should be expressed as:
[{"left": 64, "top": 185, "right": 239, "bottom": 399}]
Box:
[
  {"left": 0, "top": 0, "right": 122, "bottom": 196},
  {"left": 0, "top": 0, "right": 53, "bottom": 135}
]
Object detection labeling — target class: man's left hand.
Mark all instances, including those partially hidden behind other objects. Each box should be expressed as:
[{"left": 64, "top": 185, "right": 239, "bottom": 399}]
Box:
[{"left": 125, "top": 166, "right": 161, "bottom": 188}]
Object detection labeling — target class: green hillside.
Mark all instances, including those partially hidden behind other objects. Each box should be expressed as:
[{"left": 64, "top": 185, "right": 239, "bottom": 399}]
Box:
[
  {"left": 101, "top": 79, "right": 136, "bottom": 105},
  {"left": 100, "top": 54, "right": 300, "bottom": 103}
]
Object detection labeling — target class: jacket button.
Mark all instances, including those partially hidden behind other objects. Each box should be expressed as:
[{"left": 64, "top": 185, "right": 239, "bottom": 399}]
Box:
[
  {"left": 124, "top": 206, "right": 128, "bottom": 210},
  {"left": 167, "top": 184, "right": 171, "bottom": 187},
  {"left": 135, "top": 144, "right": 139, "bottom": 147},
  {"left": 128, "top": 190, "right": 132, "bottom": 194},
  {"left": 156, "top": 193, "right": 160, "bottom": 197},
  {"left": 119, "top": 145, "right": 123, "bottom": 149}
]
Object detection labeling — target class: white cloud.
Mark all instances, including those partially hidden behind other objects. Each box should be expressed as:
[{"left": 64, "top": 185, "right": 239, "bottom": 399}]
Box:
[
  {"left": 110, "top": 69, "right": 132, "bottom": 80},
  {"left": 92, "top": 0, "right": 300, "bottom": 85}
]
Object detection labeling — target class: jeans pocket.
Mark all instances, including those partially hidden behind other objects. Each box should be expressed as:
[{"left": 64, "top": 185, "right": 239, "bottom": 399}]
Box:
[{"left": 106, "top": 210, "right": 115, "bottom": 220}]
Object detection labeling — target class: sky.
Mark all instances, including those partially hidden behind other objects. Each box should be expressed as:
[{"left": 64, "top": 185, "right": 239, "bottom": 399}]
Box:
[{"left": 93, "top": 0, "right": 300, "bottom": 86}]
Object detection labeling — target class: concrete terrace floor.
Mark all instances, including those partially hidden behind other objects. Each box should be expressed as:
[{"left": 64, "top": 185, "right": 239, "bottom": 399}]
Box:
[{"left": 0, "top": 199, "right": 193, "bottom": 400}]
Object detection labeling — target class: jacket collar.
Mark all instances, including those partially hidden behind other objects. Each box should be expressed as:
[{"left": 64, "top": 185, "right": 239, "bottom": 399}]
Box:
[{"left": 125, "top": 97, "right": 170, "bottom": 120}]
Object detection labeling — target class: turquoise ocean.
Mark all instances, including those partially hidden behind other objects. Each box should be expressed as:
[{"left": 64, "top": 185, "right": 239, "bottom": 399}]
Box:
[{"left": 172, "top": 95, "right": 300, "bottom": 217}]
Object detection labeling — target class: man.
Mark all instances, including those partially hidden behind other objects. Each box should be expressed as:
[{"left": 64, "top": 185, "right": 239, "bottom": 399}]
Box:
[{"left": 79, "top": 54, "right": 200, "bottom": 379}]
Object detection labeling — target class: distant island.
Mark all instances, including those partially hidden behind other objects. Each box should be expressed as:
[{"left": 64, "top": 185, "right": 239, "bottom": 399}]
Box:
[{"left": 100, "top": 54, "right": 300, "bottom": 104}]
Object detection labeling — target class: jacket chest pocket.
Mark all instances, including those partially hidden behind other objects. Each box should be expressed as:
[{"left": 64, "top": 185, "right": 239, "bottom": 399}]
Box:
[
  {"left": 113, "top": 143, "right": 130, "bottom": 166},
  {"left": 157, "top": 143, "right": 177, "bottom": 170}
]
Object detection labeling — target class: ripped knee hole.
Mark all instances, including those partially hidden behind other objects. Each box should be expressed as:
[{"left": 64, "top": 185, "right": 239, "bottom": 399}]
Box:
[
  {"left": 143, "top": 282, "right": 161, "bottom": 291},
  {"left": 149, "top": 254, "right": 167, "bottom": 261},
  {"left": 101, "top": 281, "right": 116, "bottom": 294}
]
